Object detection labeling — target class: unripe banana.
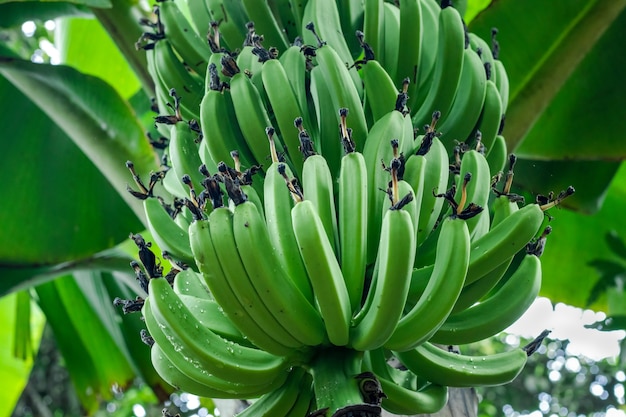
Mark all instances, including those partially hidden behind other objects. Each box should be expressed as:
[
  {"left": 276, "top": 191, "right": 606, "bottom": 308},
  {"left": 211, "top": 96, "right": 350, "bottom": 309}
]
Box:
[
  {"left": 412, "top": 1, "right": 465, "bottom": 127},
  {"left": 351, "top": 201, "right": 416, "bottom": 351},
  {"left": 292, "top": 199, "right": 352, "bottom": 346},
  {"left": 143, "top": 197, "right": 194, "bottom": 266},
  {"left": 432, "top": 251, "right": 543, "bottom": 345},
  {"left": 264, "top": 161, "right": 314, "bottom": 304},
  {"left": 363, "top": 348, "right": 448, "bottom": 415},
  {"left": 338, "top": 145, "right": 369, "bottom": 311},
  {"left": 208, "top": 206, "right": 307, "bottom": 351},
  {"left": 395, "top": 341, "right": 531, "bottom": 387},
  {"left": 235, "top": 367, "right": 305, "bottom": 416},
  {"left": 148, "top": 277, "right": 293, "bottom": 385},
  {"left": 189, "top": 217, "right": 298, "bottom": 356},
  {"left": 232, "top": 201, "right": 327, "bottom": 346},
  {"left": 385, "top": 216, "right": 470, "bottom": 352},
  {"left": 241, "top": 0, "right": 289, "bottom": 52},
  {"left": 157, "top": 0, "right": 212, "bottom": 76},
  {"left": 465, "top": 203, "right": 544, "bottom": 285},
  {"left": 301, "top": 152, "right": 340, "bottom": 255}
]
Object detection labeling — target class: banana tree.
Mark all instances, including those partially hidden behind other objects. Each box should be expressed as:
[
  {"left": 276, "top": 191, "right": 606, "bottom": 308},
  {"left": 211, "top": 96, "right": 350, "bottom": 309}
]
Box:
[{"left": 1, "top": 0, "right": 625, "bottom": 415}]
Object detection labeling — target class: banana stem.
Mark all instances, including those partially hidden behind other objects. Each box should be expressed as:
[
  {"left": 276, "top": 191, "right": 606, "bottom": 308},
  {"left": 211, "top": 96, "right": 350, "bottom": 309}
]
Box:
[{"left": 310, "top": 348, "right": 380, "bottom": 417}]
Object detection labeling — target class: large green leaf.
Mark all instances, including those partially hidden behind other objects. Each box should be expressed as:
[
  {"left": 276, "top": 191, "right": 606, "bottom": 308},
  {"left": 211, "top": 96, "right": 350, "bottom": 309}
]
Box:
[
  {"left": 0, "top": 292, "right": 45, "bottom": 417},
  {"left": 102, "top": 274, "right": 172, "bottom": 401},
  {"left": 56, "top": 15, "right": 141, "bottom": 98},
  {"left": 0, "top": 250, "right": 133, "bottom": 297},
  {"left": 537, "top": 163, "right": 626, "bottom": 311},
  {"left": 470, "top": 1, "right": 626, "bottom": 216},
  {"left": 0, "top": 0, "right": 111, "bottom": 7},
  {"left": 0, "top": 55, "right": 162, "bottom": 224},
  {"left": 0, "top": 2, "right": 91, "bottom": 28},
  {"left": 471, "top": 0, "right": 626, "bottom": 151},
  {"left": 513, "top": 3, "right": 626, "bottom": 160},
  {"left": 0, "top": 74, "right": 142, "bottom": 267},
  {"left": 34, "top": 274, "right": 136, "bottom": 413}
]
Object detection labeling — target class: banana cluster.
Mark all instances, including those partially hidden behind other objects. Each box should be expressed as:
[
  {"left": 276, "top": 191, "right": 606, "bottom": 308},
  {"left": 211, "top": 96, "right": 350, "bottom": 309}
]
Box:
[{"left": 122, "top": 0, "right": 575, "bottom": 415}]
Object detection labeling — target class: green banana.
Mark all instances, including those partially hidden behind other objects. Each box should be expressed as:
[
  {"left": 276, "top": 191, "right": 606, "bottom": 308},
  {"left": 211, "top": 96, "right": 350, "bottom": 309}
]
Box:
[
  {"left": 472, "top": 79, "right": 503, "bottom": 152},
  {"left": 451, "top": 257, "right": 512, "bottom": 315},
  {"left": 143, "top": 197, "right": 195, "bottom": 266},
  {"left": 436, "top": 45, "right": 487, "bottom": 147},
  {"left": 302, "top": 1, "right": 363, "bottom": 94},
  {"left": 359, "top": 55, "right": 401, "bottom": 123},
  {"left": 394, "top": 0, "right": 422, "bottom": 100},
  {"left": 363, "top": 348, "right": 448, "bottom": 415},
  {"left": 235, "top": 367, "right": 305, "bottom": 416},
  {"left": 491, "top": 156, "right": 522, "bottom": 228},
  {"left": 400, "top": 153, "right": 426, "bottom": 244},
  {"left": 362, "top": 109, "right": 413, "bottom": 263},
  {"left": 145, "top": 45, "right": 172, "bottom": 121},
  {"left": 180, "top": 0, "right": 212, "bottom": 41},
  {"left": 308, "top": 65, "right": 343, "bottom": 177},
  {"left": 493, "top": 59, "right": 510, "bottom": 113},
  {"left": 168, "top": 121, "right": 206, "bottom": 192},
  {"left": 266, "top": 0, "right": 299, "bottom": 41},
  {"left": 232, "top": 201, "right": 327, "bottom": 346},
  {"left": 338, "top": 144, "right": 369, "bottom": 311},
  {"left": 260, "top": 58, "right": 308, "bottom": 177},
  {"left": 278, "top": 44, "right": 314, "bottom": 135},
  {"left": 468, "top": 31, "right": 495, "bottom": 84},
  {"left": 207, "top": 206, "right": 306, "bottom": 350},
  {"left": 486, "top": 133, "right": 508, "bottom": 176},
  {"left": 204, "top": 0, "right": 248, "bottom": 51},
  {"left": 351, "top": 188, "right": 416, "bottom": 351},
  {"left": 189, "top": 217, "right": 298, "bottom": 356},
  {"left": 412, "top": 1, "right": 465, "bottom": 127},
  {"left": 225, "top": 57, "right": 283, "bottom": 172},
  {"left": 263, "top": 161, "right": 315, "bottom": 304},
  {"left": 148, "top": 277, "right": 293, "bottom": 384},
  {"left": 158, "top": 0, "right": 212, "bottom": 76},
  {"left": 143, "top": 295, "right": 288, "bottom": 395},
  {"left": 301, "top": 152, "right": 340, "bottom": 255},
  {"left": 151, "top": 39, "right": 204, "bottom": 121},
  {"left": 396, "top": 341, "right": 531, "bottom": 387},
  {"left": 455, "top": 148, "right": 492, "bottom": 240},
  {"left": 385, "top": 216, "right": 470, "bottom": 352},
  {"left": 362, "top": 0, "right": 384, "bottom": 61},
  {"left": 412, "top": 133, "right": 450, "bottom": 247},
  {"left": 410, "top": 0, "right": 440, "bottom": 112},
  {"left": 171, "top": 267, "right": 210, "bottom": 298},
  {"left": 285, "top": 370, "right": 314, "bottom": 416},
  {"left": 432, "top": 251, "right": 542, "bottom": 345},
  {"left": 235, "top": 44, "right": 266, "bottom": 95},
  {"left": 241, "top": 0, "right": 289, "bottom": 52},
  {"left": 380, "top": 2, "right": 400, "bottom": 80},
  {"left": 149, "top": 342, "right": 281, "bottom": 398},
  {"left": 292, "top": 199, "right": 352, "bottom": 346},
  {"left": 200, "top": 64, "right": 257, "bottom": 170},
  {"left": 308, "top": 28, "right": 368, "bottom": 149},
  {"left": 160, "top": 165, "right": 188, "bottom": 199},
  {"left": 465, "top": 202, "right": 544, "bottom": 285},
  {"left": 177, "top": 294, "right": 255, "bottom": 346},
  {"left": 382, "top": 178, "right": 419, "bottom": 245}
]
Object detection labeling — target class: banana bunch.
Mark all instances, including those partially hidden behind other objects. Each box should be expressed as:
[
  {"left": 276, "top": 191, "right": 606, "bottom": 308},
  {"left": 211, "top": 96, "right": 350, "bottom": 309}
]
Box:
[{"left": 119, "top": 0, "right": 576, "bottom": 415}]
